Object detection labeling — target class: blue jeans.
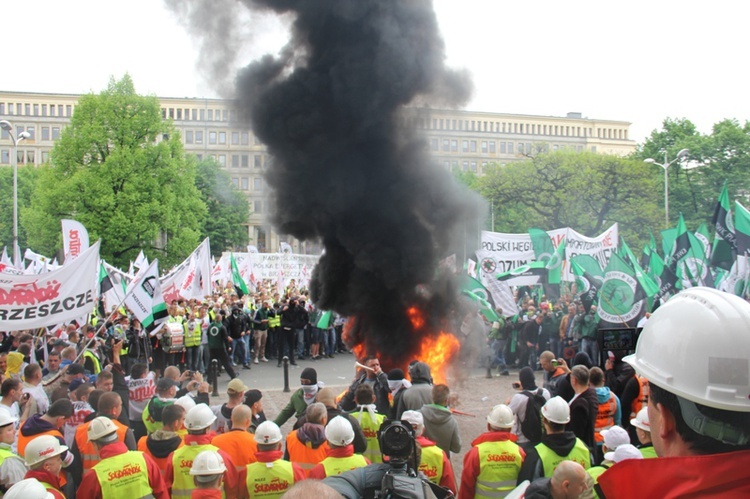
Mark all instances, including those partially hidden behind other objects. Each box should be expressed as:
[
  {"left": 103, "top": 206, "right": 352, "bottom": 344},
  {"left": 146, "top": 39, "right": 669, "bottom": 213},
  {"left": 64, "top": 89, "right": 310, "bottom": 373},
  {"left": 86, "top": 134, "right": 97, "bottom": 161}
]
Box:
[
  {"left": 232, "top": 337, "right": 248, "bottom": 366},
  {"left": 324, "top": 328, "right": 336, "bottom": 356},
  {"left": 295, "top": 328, "right": 305, "bottom": 357},
  {"left": 581, "top": 337, "right": 600, "bottom": 366},
  {"left": 491, "top": 339, "right": 508, "bottom": 369}
]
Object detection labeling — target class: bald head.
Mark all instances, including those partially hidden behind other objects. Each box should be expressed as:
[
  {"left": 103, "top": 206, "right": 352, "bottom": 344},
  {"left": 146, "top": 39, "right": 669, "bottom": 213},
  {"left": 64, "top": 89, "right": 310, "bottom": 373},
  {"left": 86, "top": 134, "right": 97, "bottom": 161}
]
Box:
[
  {"left": 550, "top": 461, "right": 588, "bottom": 499},
  {"left": 231, "top": 404, "right": 253, "bottom": 430},
  {"left": 164, "top": 366, "right": 181, "bottom": 380},
  {"left": 315, "top": 387, "right": 336, "bottom": 408}
]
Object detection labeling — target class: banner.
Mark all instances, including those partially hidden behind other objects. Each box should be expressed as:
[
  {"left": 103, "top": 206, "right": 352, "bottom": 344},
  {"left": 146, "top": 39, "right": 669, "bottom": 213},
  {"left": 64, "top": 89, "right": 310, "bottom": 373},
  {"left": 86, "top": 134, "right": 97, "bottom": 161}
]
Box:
[
  {"left": 235, "top": 253, "right": 321, "bottom": 289},
  {"left": 124, "top": 259, "right": 168, "bottom": 333},
  {"left": 0, "top": 241, "right": 100, "bottom": 329},
  {"left": 564, "top": 224, "right": 618, "bottom": 280},
  {"left": 61, "top": 219, "right": 90, "bottom": 261}
]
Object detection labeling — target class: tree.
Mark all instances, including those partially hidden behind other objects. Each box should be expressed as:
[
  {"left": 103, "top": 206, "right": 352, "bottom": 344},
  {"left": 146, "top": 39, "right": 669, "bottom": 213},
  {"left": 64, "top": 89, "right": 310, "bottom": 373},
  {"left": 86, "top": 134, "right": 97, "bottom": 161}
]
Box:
[
  {"left": 479, "top": 150, "right": 662, "bottom": 247},
  {"left": 24, "top": 75, "right": 206, "bottom": 268},
  {"left": 194, "top": 156, "right": 250, "bottom": 255},
  {"left": 0, "top": 165, "right": 41, "bottom": 256}
]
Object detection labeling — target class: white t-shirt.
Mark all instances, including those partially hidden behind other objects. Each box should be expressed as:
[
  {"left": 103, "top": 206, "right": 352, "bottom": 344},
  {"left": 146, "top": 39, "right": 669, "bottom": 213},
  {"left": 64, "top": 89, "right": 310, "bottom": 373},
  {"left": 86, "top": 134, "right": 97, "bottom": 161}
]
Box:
[{"left": 127, "top": 372, "right": 156, "bottom": 420}]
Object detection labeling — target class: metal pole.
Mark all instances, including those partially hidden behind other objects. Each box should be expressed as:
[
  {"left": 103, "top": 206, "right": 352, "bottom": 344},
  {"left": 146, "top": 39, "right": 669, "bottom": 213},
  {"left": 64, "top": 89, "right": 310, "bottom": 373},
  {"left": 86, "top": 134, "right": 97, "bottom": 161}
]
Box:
[
  {"left": 282, "top": 355, "right": 290, "bottom": 392},
  {"left": 12, "top": 139, "right": 18, "bottom": 268},
  {"left": 664, "top": 150, "right": 669, "bottom": 229},
  {"left": 211, "top": 359, "right": 219, "bottom": 396}
]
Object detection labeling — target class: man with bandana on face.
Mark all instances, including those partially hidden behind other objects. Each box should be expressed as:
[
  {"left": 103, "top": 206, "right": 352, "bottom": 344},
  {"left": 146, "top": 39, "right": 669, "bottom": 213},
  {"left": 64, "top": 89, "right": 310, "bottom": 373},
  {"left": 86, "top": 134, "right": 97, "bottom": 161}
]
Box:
[
  {"left": 339, "top": 356, "right": 390, "bottom": 416},
  {"left": 273, "top": 368, "right": 321, "bottom": 427}
]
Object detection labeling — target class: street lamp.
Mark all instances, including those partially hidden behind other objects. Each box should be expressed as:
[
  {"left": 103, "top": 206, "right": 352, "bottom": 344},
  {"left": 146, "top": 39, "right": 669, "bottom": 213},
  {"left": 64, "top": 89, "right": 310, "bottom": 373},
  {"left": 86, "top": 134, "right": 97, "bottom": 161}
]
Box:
[
  {"left": 644, "top": 148, "right": 689, "bottom": 229},
  {"left": 0, "top": 120, "right": 30, "bottom": 268}
]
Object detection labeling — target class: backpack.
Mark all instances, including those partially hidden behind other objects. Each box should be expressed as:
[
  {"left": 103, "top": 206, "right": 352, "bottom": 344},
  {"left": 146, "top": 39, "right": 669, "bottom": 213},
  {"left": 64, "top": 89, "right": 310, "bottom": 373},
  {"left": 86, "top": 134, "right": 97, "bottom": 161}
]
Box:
[{"left": 520, "top": 388, "right": 546, "bottom": 444}]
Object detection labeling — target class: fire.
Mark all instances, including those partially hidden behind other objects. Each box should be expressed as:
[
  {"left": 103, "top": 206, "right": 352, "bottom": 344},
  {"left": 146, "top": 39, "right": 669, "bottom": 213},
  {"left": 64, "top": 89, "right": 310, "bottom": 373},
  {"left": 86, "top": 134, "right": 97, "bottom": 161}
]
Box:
[{"left": 414, "top": 331, "right": 460, "bottom": 385}]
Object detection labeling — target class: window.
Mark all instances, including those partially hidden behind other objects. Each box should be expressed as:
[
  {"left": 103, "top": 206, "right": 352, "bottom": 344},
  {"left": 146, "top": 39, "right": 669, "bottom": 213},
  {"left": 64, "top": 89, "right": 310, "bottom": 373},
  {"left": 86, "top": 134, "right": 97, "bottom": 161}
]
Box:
[
  {"left": 168, "top": 108, "right": 174, "bottom": 119},
  {"left": 177, "top": 109, "right": 182, "bottom": 120},
  {"left": 27, "top": 151, "right": 35, "bottom": 164},
  {"left": 222, "top": 110, "right": 228, "bottom": 121},
  {"left": 591, "top": 146, "right": 597, "bottom": 153},
  {"left": 450, "top": 140, "right": 458, "bottom": 152},
  {"left": 442, "top": 139, "right": 450, "bottom": 152},
  {"left": 430, "top": 138, "right": 438, "bottom": 151},
  {"left": 517, "top": 143, "right": 524, "bottom": 154},
  {"left": 481, "top": 141, "right": 488, "bottom": 153},
  {"left": 41, "top": 104, "right": 47, "bottom": 116},
  {"left": 470, "top": 140, "right": 477, "bottom": 153},
  {"left": 58, "top": 105, "right": 63, "bottom": 116},
  {"left": 192, "top": 109, "right": 198, "bottom": 120},
  {"left": 185, "top": 131, "right": 194, "bottom": 144},
  {"left": 41, "top": 151, "right": 49, "bottom": 163},
  {"left": 526, "top": 143, "right": 532, "bottom": 154},
  {"left": 0, "top": 103, "right": 4, "bottom": 114},
  {"left": 232, "top": 132, "right": 239, "bottom": 145},
  {"left": 507, "top": 142, "right": 513, "bottom": 153},
  {"left": 231, "top": 155, "right": 239, "bottom": 167},
  {"left": 42, "top": 127, "right": 50, "bottom": 141},
  {"left": 254, "top": 200, "right": 263, "bottom": 214},
  {"left": 162, "top": 108, "right": 167, "bottom": 119},
  {"left": 195, "top": 131, "right": 203, "bottom": 144},
  {"left": 26, "top": 127, "right": 34, "bottom": 140},
  {"left": 0, "top": 129, "right": 7, "bottom": 140},
  {"left": 52, "top": 127, "right": 60, "bottom": 140},
  {"left": 25, "top": 103, "right": 30, "bottom": 115},
  {"left": 500, "top": 142, "right": 506, "bottom": 154},
  {"left": 231, "top": 177, "right": 239, "bottom": 188},
  {"left": 1, "top": 150, "right": 8, "bottom": 164},
  {"left": 462, "top": 140, "right": 469, "bottom": 153},
  {"left": 241, "top": 155, "right": 249, "bottom": 167},
  {"left": 200, "top": 109, "right": 205, "bottom": 121},
  {"left": 462, "top": 161, "right": 469, "bottom": 171},
  {"left": 471, "top": 162, "right": 477, "bottom": 172},
  {"left": 219, "top": 154, "right": 226, "bottom": 166},
  {"left": 253, "top": 177, "right": 262, "bottom": 191},
  {"left": 241, "top": 177, "right": 249, "bottom": 190},
  {"left": 66, "top": 105, "right": 71, "bottom": 117},
  {"left": 254, "top": 155, "right": 262, "bottom": 168},
  {"left": 489, "top": 141, "right": 496, "bottom": 154},
  {"left": 219, "top": 132, "right": 226, "bottom": 144},
  {"left": 241, "top": 132, "right": 249, "bottom": 145},
  {"left": 207, "top": 109, "right": 214, "bottom": 121},
  {"left": 33, "top": 104, "right": 39, "bottom": 116},
  {"left": 209, "top": 132, "right": 217, "bottom": 144}
]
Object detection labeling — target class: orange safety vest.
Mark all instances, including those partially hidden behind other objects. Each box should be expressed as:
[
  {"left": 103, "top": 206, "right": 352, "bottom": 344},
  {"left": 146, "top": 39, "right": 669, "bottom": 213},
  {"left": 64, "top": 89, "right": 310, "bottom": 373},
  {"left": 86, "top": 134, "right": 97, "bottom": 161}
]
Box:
[
  {"left": 630, "top": 376, "right": 649, "bottom": 418},
  {"left": 17, "top": 429, "right": 68, "bottom": 487},
  {"left": 137, "top": 435, "right": 184, "bottom": 475},
  {"left": 75, "top": 418, "right": 130, "bottom": 472},
  {"left": 285, "top": 430, "right": 329, "bottom": 475},
  {"left": 594, "top": 392, "right": 618, "bottom": 443}
]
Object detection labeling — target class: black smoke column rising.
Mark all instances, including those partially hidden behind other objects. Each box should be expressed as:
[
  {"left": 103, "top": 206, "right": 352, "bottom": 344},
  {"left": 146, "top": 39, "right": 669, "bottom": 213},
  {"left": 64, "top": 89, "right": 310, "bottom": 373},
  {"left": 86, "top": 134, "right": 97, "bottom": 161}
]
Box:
[{"left": 237, "top": 0, "right": 480, "bottom": 366}]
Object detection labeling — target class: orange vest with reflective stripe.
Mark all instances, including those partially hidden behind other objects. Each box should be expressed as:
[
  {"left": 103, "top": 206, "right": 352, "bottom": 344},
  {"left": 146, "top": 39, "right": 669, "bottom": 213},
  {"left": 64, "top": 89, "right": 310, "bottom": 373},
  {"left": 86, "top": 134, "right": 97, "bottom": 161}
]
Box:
[
  {"left": 630, "top": 376, "right": 649, "bottom": 418},
  {"left": 75, "top": 418, "right": 129, "bottom": 472},
  {"left": 594, "top": 392, "right": 618, "bottom": 443},
  {"left": 17, "top": 429, "right": 68, "bottom": 487},
  {"left": 285, "top": 430, "right": 329, "bottom": 475}
]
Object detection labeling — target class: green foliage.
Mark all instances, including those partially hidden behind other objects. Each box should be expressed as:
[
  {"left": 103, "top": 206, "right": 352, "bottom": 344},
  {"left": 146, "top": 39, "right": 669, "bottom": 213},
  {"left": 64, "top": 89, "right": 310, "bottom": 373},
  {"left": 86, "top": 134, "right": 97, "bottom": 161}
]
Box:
[
  {"left": 479, "top": 151, "right": 662, "bottom": 248},
  {"left": 0, "top": 165, "right": 42, "bottom": 254},
  {"left": 24, "top": 75, "right": 206, "bottom": 268},
  {"left": 194, "top": 156, "right": 250, "bottom": 255}
]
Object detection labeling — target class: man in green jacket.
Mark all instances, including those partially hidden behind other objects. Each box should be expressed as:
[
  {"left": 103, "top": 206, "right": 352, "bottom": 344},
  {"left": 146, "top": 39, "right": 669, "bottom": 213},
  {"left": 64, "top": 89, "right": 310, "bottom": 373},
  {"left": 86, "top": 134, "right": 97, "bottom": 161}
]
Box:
[{"left": 274, "top": 368, "right": 319, "bottom": 427}]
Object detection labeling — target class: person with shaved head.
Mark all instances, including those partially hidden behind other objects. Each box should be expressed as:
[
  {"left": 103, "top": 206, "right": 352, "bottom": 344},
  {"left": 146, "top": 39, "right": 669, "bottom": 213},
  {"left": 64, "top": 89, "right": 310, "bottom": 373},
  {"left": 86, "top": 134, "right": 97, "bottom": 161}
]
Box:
[{"left": 212, "top": 405, "right": 258, "bottom": 470}]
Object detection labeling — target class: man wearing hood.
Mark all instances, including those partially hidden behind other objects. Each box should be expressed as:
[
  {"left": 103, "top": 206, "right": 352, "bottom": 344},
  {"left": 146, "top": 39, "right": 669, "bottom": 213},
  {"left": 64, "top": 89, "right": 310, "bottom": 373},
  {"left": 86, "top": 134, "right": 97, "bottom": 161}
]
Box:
[
  {"left": 274, "top": 368, "right": 321, "bottom": 427},
  {"left": 386, "top": 369, "right": 410, "bottom": 420},
  {"left": 138, "top": 404, "right": 185, "bottom": 472},
  {"left": 284, "top": 402, "right": 330, "bottom": 475},
  {"left": 567, "top": 365, "right": 598, "bottom": 451},
  {"left": 395, "top": 361, "right": 432, "bottom": 419},
  {"left": 421, "top": 384, "right": 461, "bottom": 457},
  {"left": 339, "top": 356, "right": 390, "bottom": 416},
  {"left": 517, "top": 396, "right": 592, "bottom": 483}
]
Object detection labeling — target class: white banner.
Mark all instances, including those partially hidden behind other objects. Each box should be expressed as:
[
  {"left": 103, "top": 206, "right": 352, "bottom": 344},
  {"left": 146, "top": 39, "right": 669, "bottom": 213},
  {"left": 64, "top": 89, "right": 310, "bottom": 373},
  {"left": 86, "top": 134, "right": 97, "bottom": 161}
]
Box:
[
  {"left": 237, "top": 253, "right": 320, "bottom": 289},
  {"left": 564, "top": 224, "right": 618, "bottom": 279},
  {"left": 0, "top": 241, "right": 100, "bottom": 329},
  {"left": 61, "top": 219, "right": 90, "bottom": 261}
]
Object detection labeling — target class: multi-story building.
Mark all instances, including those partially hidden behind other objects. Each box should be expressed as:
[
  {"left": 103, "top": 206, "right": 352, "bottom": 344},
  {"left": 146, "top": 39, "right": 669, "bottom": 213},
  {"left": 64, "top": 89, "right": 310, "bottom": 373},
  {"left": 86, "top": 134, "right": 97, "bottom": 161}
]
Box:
[{"left": 0, "top": 90, "right": 636, "bottom": 252}]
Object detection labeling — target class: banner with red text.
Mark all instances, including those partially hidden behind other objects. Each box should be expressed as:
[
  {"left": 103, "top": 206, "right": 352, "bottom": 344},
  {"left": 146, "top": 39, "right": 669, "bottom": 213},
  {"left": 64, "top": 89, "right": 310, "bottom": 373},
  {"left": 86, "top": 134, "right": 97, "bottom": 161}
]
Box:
[
  {"left": 0, "top": 241, "right": 100, "bottom": 329},
  {"left": 61, "top": 219, "right": 90, "bottom": 262}
]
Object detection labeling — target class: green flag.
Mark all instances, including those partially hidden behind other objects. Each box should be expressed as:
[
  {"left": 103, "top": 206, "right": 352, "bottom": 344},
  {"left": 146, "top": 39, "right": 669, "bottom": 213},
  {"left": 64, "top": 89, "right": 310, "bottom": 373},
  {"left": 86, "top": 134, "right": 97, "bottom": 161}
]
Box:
[
  {"left": 711, "top": 182, "right": 737, "bottom": 270},
  {"left": 734, "top": 201, "right": 750, "bottom": 297},
  {"left": 458, "top": 274, "right": 500, "bottom": 321},
  {"left": 640, "top": 245, "right": 652, "bottom": 274},
  {"left": 648, "top": 227, "right": 658, "bottom": 254},
  {"left": 230, "top": 253, "right": 249, "bottom": 297},
  {"left": 620, "top": 238, "right": 659, "bottom": 298},
  {"left": 598, "top": 252, "right": 647, "bottom": 327},
  {"left": 571, "top": 256, "right": 601, "bottom": 314},
  {"left": 547, "top": 239, "right": 566, "bottom": 285},
  {"left": 529, "top": 228, "right": 555, "bottom": 264},
  {"left": 695, "top": 223, "right": 711, "bottom": 258},
  {"left": 496, "top": 261, "right": 547, "bottom": 286},
  {"left": 649, "top": 251, "right": 679, "bottom": 306},
  {"left": 316, "top": 310, "right": 333, "bottom": 329},
  {"left": 661, "top": 228, "right": 677, "bottom": 260}
]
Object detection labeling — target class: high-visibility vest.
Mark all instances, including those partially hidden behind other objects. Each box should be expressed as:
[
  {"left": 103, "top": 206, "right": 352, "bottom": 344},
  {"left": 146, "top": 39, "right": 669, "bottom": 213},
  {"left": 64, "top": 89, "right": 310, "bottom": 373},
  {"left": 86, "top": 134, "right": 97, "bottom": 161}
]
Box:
[
  {"left": 320, "top": 453, "right": 368, "bottom": 477},
  {"left": 594, "top": 393, "right": 618, "bottom": 443},
  {"left": 245, "top": 459, "right": 295, "bottom": 498},
  {"left": 536, "top": 438, "right": 591, "bottom": 477},
  {"left": 268, "top": 314, "right": 280, "bottom": 328},
  {"left": 75, "top": 418, "right": 130, "bottom": 472},
  {"left": 285, "top": 430, "right": 329, "bottom": 474},
  {"left": 639, "top": 445, "right": 658, "bottom": 459},
  {"left": 184, "top": 321, "right": 202, "bottom": 348},
  {"left": 0, "top": 447, "right": 17, "bottom": 468},
  {"left": 474, "top": 440, "right": 524, "bottom": 497},
  {"left": 355, "top": 410, "right": 385, "bottom": 463},
  {"left": 83, "top": 350, "right": 102, "bottom": 374},
  {"left": 17, "top": 429, "right": 63, "bottom": 459},
  {"left": 418, "top": 445, "right": 444, "bottom": 486},
  {"left": 142, "top": 399, "right": 172, "bottom": 434},
  {"left": 630, "top": 376, "right": 649, "bottom": 418},
  {"left": 93, "top": 451, "right": 153, "bottom": 498},
  {"left": 171, "top": 444, "right": 225, "bottom": 499},
  {"left": 586, "top": 463, "right": 611, "bottom": 484},
  {"left": 36, "top": 479, "right": 61, "bottom": 498}
]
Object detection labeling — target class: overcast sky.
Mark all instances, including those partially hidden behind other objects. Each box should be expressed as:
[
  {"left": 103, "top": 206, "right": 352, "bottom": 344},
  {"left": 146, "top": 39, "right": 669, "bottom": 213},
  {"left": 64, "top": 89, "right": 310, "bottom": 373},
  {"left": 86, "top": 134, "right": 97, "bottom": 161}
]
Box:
[{"left": 1, "top": 0, "right": 746, "bottom": 142}]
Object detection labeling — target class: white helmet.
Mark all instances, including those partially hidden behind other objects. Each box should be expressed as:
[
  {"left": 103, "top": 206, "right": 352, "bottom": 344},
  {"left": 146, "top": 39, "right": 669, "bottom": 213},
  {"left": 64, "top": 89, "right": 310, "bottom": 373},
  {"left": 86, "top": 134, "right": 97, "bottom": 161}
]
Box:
[
  {"left": 24, "top": 435, "right": 69, "bottom": 467},
  {"left": 175, "top": 395, "right": 196, "bottom": 413},
  {"left": 630, "top": 407, "right": 650, "bottom": 432},
  {"left": 400, "top": 410, "right": 424, "bottom": 436},
  {"left": 87, "top": 416, "right": 118, "bottom": 441},
  {"left": 185, "top": 404, "right": 217, "bottom": 430},
  {"left": 190, "top": 450, "right": 227, "bottom": 476},
  {"left": 325, "top": 416, "right": 354, "bottom": 446},
  {"left": 624, "top": 287, "right": 750, "bottom": 412},
  {"left": 254, "top": 421, "right": 283, "bottom": 445},
  {"left": 0, "top": 410, "right": 18, "bottom": 428},
  {"left": 487, "top": 404, "right": 516, "bottom": 429},
  {"left": 4, "top": 479, "right": 54, "bottom": 499},
  {"left": 541, "top": 396, "right": 570, "bottom": 424}
]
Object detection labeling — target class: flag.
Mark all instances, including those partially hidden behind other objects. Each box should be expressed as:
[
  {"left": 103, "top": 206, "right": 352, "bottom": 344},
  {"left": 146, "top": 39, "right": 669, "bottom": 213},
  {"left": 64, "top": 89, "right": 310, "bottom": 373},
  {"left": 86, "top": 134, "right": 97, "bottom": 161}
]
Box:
[
  {"left": 640, "top": 245, "right": 651, "bottom": 273},
  {"left": 316, "top": 311, "right": 333, "bottom": 329},
  {"left": 597, "top": 252, "right": 647, "bottom": 327},
  {"left": 0, "top": 247, "right": 10, "bottom": 266},
  {"left": 230, "top": 253, "right": 248, "bottom": 297},
  {"left": 734, "top": 201, "right": 750, "bottom": 297},
  {"left": 479, "top": 270, "right": 519, "bottom": 317},
  {"left": 458, "top": 274, "right": 500, "bottom": 322},
  {"left": 529, "top": 228, "right": 555, "bottom": 264},
  {"left": 134, "top": 250, "right": 148, "bottom": 270},
  {"left": 695, "top": 223, "right": 711, "bottom": 259},
  {"left": 547, "top": 238, "right": 566, "bottom": 285},
  {"left": 670, "top": 214, "right": 713, "bottom": 288},
  {"left": 61, "top": 219, "right": 90, "bottom": 261},
  {"left": 648, "top": 228, "right": 658, "bottom": 254},
  {"left": 661, "top": 228, "right": 677, "bottom": 261},
  {"left": 649, "top": 250, "right": 678, "bottom": 306},
  {"left": 98, "top": 263, "right": 114, "bottom": 317},
  {"left": 247, "top": 245, "right": 259, "bottom": 254},
  {"left": 279, "top": 242, "right": 293, "bottom": 254},
  {"left": 571, "top": 255, "right": 603, "bottom": 314},
  {"left": 496, "top": 261, "right": 547, "bottom": 286},
  {"left": 619, "top": 238, "right": 659, "bottom": 299},
  {"left": 124, "top": 260, "right": 168, "bottom": 333},
  {"left": 710, "top": 183, "right": 737, "bottom": 271}
]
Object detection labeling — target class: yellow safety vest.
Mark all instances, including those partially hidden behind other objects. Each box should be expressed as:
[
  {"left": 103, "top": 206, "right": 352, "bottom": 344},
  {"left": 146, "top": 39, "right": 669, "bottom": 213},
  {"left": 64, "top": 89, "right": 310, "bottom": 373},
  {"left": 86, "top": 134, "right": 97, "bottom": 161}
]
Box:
[
  {"left": 184, "top": 321, "right": 202, "bottom": 348},
  {"left": 474, "top": 440, "right": 524, "bottom": 497},
  {"left": 142, "top": 401, "right": 163, "bottom": 435},
  {"left": 639, "top": 445, "right": 657, "bottom": 459},
  {"left": 171, "top": 444, "right": 225, "bottom": 499},
  {"left": 586, "top": 463, "right": 610, "bottom": 487},
  {"left": 268, "top": 314, "right": 280, "bottom": 328},
  {"left": 93, "top": 451, "right": 153, "bottom": 498},
  {"left": 418, "top": 445, "right": 444, "bottom": 485},
  {"left": 356, "top": 410, "right": 385, "bottom": 464},
  {"left": 320, "top": 453, "right": 368, "bottom": 477},
  {"left": 246, "top": 459, "right": 295, "bottom": 498},
  {"left": 535, "top": 438, "right": 591, "bottom": 477},
  {"left": 83, "top": 350, "right": 102, "bottom": 374}
]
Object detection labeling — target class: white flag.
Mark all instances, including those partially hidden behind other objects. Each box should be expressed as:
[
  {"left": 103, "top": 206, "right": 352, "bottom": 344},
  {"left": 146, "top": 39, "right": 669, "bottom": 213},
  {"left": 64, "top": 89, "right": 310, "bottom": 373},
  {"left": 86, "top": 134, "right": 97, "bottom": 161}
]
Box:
[
  {"left": 61, "top": 219, "right": 90, "bottom": 261},
  {"left": 134, "top": 250, "right": 148, "bottom": 270},
  {"left": 124, "top": 259, "right": 168, "bottom": 333},
  {"left": 279, "top": 242, "right": 293, "bottom": 254},
  {"left": 0, "top": 248, "right": 10, "bottom": 266},
  {"left": 247, "top": 245, "right": 259, "bottom": 254}
]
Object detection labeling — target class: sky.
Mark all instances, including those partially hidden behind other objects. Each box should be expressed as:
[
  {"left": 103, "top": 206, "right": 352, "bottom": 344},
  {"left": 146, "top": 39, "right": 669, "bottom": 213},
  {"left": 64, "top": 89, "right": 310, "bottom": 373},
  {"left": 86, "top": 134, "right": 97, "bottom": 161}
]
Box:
[{"left": 1, "top": 0, "right": 748, "bottom": 142}]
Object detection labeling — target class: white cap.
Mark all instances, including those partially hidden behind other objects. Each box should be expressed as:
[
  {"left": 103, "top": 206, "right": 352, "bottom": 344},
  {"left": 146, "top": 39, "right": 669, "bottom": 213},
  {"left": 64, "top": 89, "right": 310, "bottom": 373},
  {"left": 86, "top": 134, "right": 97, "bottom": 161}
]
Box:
[
  {"left": 4, "top": 479, "right": 54, "bottom": 499},
  {"left": 325, "top": 416, "right": 355, "bottom": 446},
  {"left": 487, "top": 404, "right": 515, "bottom": 429},
  {"left": 630, "top": 407, "right": 650, "bottom": 432},
  {"left": 254, "top": 421, "right": 283, "bottom": 445},
  {"left": 601, "top": 426, "right": 630, "bottom": 450},
  {"left": 190, "top": 450, "right": 227, "bottom": 480},
  {"left": 541, "top": 396, "right": 570, "bottom": 424},
  {"left": 24, "top": 435, "right": 69, "bottom": 467},
  {"left": 401, "top": 410, "right": 424, "bottom": 436},
  {"left": 604, "top": 443, "right": 644, "bottom": 463},
  {"left": 185, "top": 403, "right": 217, "bottom": 431},
  {"left": 87, "top": 416, "right": 118, "bottom": 441},
  {"left": 0, "top": 409, "right": 18, "bottom": 428},
  {"left": 175, "top": 395, "right": 197, "bottom": 413}
]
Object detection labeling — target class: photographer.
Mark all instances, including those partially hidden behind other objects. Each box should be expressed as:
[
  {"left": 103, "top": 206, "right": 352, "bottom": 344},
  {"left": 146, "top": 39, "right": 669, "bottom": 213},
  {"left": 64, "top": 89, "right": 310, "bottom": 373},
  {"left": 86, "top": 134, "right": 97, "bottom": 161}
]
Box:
[
  {"left": 278, "top": 298, "right": 302, "bottom": 366},
  {"left": 323, "top": 419, "right": 454, "bottom": 499}
]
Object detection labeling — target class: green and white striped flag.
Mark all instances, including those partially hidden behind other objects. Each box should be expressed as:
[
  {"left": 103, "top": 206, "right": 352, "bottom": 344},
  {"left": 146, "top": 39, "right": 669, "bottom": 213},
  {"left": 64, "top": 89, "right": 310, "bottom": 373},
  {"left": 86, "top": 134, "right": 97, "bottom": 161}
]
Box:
[{"left": 124, "top": 259, "right": 168, "bottom": 333}]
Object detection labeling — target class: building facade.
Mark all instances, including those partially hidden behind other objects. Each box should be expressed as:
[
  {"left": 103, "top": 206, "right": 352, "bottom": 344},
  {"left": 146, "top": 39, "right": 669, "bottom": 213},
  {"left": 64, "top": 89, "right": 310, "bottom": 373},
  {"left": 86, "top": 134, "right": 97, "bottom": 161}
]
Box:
[{"left": 0, "top": 91, "right": 636, "bottom": 252}]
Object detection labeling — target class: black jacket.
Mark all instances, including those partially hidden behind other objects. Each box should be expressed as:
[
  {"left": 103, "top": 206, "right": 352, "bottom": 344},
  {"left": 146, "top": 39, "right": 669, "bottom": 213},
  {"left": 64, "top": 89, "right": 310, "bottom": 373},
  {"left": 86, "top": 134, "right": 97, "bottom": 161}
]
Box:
[{"left": 567, "top": 388, "right": 598, "bottom": 450}]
